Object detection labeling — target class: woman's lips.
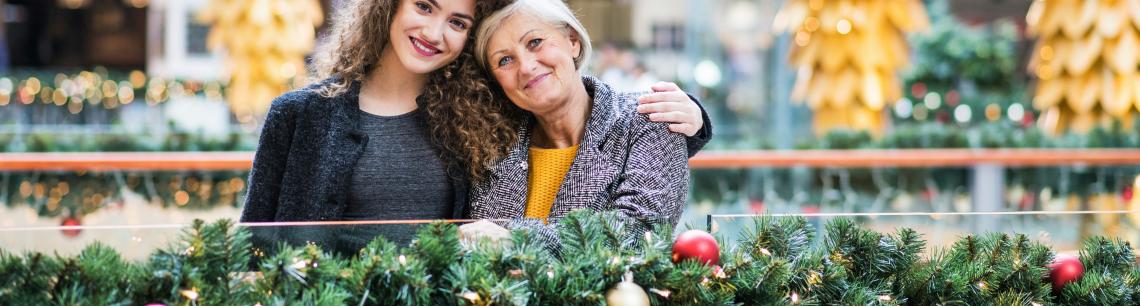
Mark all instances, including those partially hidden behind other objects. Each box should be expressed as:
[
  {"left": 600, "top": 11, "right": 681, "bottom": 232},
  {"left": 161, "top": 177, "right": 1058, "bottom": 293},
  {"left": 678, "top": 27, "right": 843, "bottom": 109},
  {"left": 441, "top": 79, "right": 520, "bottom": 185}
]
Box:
[
  {"left": 411, "top": 37, "right": 441, "bottom": 56},
  {"left": 525, "top": 73, "right": 550, "bottom": 90}
]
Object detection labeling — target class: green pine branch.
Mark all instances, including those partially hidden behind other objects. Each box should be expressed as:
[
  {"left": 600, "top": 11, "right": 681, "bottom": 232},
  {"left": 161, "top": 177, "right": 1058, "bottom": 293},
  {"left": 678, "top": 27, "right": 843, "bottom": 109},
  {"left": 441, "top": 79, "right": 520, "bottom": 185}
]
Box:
[{"left": 0, "top": 213, "right": 1138, "bottom": 305}]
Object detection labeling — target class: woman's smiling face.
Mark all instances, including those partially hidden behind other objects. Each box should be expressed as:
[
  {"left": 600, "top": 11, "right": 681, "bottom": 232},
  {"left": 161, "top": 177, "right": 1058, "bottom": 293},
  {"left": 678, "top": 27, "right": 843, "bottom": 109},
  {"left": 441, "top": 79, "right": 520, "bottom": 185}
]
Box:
[
  {"left": 483, "top": 12, "right": 583, "bottom": 114},
  {"left": 387, "top": 0, "right": 476, "bottom": 74}
]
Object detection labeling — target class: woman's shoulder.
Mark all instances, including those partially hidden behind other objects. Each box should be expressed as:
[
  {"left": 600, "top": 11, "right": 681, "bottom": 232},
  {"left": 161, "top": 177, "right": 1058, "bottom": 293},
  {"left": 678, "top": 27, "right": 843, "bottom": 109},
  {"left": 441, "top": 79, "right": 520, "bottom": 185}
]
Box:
[
  {"left": 270, "top": 78, "right": 349, "bottom": 111},
  {"left": 584, "top": 75, "right": 673, "bottom": 137}
]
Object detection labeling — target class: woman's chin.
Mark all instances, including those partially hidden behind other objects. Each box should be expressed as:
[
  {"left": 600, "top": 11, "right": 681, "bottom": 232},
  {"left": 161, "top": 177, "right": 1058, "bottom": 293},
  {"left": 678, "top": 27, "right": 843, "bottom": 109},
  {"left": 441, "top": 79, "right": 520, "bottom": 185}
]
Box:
[{"left": 399, "top": 57, "right": 449, "bottom": 75}]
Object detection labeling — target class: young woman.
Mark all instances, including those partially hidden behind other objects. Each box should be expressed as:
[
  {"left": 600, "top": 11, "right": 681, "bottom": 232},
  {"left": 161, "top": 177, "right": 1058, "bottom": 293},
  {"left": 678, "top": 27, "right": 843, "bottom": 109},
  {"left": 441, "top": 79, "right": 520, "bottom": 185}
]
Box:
[{"left": 239, "top": 0, "right": 711, "bottom": 253}]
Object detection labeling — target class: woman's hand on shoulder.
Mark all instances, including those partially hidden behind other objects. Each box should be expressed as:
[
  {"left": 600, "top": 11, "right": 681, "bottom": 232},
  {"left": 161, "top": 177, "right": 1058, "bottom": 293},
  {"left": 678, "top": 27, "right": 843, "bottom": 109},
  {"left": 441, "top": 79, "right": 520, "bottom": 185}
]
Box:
[{"left": 635, "top": 82, "right": 703, "bottom": 137}]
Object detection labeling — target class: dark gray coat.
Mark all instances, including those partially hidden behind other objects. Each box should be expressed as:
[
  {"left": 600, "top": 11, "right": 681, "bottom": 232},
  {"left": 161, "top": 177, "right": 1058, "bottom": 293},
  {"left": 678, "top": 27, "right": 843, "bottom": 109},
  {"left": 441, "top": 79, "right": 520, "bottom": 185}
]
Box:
[{"left": 239, "top": 80, "right": 469, "bottom": 224}]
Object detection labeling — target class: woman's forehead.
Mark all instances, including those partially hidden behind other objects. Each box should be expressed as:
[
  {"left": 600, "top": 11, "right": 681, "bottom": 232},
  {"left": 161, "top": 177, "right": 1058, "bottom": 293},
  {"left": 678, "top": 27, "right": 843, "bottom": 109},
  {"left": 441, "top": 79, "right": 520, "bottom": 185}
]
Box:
[
  {"left": 491, "top": 13, "right": 552, "bottom": 41},
  {"left": 435, "top": 0, "right": 476, "bottom": 13}
]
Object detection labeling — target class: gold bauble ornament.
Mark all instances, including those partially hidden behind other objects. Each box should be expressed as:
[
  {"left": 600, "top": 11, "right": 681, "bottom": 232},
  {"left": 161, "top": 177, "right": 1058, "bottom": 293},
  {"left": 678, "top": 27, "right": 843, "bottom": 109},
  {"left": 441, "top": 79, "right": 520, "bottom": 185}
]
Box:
[{"left": 606, "top": 272, "right": 650, "bottom": 306}]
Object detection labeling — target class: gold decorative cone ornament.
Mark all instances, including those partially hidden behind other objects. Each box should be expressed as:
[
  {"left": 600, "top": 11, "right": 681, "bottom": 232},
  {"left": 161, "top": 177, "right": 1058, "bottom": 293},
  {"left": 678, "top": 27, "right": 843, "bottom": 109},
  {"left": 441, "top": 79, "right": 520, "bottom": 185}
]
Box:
[
  {"left": 1027, "top": 0, "right": 1140, "bottom": 134},
  {"left": 774, "top": 0, "right": 929, "bottom": 134},
  {"left": 198, "top": 0, "right": 323, "bottom": 121}
]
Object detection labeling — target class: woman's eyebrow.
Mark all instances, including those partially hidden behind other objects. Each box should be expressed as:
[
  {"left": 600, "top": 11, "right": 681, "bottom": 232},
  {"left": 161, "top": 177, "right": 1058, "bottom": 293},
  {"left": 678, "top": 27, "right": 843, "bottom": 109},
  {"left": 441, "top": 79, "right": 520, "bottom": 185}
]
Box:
[{"left": 428, "top": 0, "right": 474, "bottom": 21}]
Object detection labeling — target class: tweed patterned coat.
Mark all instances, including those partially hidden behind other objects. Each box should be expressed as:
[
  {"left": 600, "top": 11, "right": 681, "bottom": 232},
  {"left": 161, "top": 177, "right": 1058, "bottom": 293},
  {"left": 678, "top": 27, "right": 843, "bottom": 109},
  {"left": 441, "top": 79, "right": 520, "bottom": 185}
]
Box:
[{"left": 467, "top": 75, "right": 689, "bottom": 252}]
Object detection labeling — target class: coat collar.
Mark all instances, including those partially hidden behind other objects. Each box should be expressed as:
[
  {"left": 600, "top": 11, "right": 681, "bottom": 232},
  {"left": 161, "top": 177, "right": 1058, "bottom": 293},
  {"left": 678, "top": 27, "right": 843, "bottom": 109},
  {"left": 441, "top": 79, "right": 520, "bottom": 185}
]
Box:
[{"left": 327, "top": 78, "right": 364, "bottom": 136}]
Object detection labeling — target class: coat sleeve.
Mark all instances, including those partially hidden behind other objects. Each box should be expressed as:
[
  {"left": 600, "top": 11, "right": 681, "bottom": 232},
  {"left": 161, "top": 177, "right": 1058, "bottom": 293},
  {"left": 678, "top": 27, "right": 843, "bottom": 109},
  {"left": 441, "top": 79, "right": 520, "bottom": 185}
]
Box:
[
  {"left": 684, "top": 93, "right": 713, "bottom": 158},
  {"left": 504, "top": 119, "right": 690, "bottom": 255},
  {"left": 239, "top": 95, "right": 301, "bottom": 223},
  {"left": 603, "top": 118, "right": 690, "bottom": 241}
]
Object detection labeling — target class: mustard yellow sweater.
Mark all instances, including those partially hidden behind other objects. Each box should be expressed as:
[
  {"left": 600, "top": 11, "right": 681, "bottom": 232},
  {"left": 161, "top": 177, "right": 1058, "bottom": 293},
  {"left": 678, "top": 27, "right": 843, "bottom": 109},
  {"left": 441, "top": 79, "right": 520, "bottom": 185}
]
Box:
[{"left": 524, "top": 145, "right": 578, "bottom": 219}]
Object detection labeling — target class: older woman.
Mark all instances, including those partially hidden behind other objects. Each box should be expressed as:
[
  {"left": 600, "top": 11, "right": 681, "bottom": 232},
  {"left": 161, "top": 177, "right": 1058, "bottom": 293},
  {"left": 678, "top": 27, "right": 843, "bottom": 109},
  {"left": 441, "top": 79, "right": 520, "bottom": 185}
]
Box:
[{"left": 460, "top": 0, "right": 690, "bottom": 250}]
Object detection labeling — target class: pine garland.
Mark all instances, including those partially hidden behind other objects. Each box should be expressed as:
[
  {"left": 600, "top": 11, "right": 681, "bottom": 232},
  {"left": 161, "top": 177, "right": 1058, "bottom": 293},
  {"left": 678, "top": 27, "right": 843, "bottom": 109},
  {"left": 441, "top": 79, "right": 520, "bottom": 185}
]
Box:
[{"left": 1, "top": 211, "right": 1138, "bottom": 305}]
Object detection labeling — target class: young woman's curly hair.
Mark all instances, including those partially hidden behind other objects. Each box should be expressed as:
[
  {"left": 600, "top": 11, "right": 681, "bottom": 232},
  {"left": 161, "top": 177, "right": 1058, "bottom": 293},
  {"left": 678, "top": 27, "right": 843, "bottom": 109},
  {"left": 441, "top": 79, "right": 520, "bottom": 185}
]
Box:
[{"left": 310, "top": 0, "right": 520, "bottom": 182}]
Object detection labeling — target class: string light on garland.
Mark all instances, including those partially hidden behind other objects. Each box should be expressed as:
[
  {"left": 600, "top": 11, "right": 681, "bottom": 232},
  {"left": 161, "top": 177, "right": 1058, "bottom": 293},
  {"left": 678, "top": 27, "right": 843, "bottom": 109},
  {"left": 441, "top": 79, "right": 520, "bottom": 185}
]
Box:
[
  {"left": 1, "top": 70, "right": 242, "bottom": 114},
  {"left": 954, "top": 104, "right": 972, "bottom": 124},
  {"left": 1008, "top": 103, "right": 1026, "bottom": 122},
  {"left": 924, "top": 92, "right": 942, "bottom": 110},
  {"left": 985, "top": 103, "right": 1002, "bottom": 121},
  {"left": 0, "top": 78, "right": 12, "bottom": 105},
  {"left": 124, "top": 0, "right": 148, "bottom": 9},
  {"left": 180, "top": 288, "right": 200, "bottom": 303},
  {"left": 894, "top": 98, "right": 913, "bottom": 118},
  {"left": 913, "top": 105, "right": 929, "bottom": 121},
  {"left": 460, "top": 291, "right": 481, "bottom": 304},
  {"left": 57, "top": 0, "right": 91, "bottom": 9}
]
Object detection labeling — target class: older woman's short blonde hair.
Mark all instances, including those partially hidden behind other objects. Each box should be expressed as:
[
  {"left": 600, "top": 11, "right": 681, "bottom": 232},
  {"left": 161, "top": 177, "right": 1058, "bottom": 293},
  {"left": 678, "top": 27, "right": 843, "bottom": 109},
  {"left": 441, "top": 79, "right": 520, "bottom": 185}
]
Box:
[{"left": 474, "top": 0, "right": 593, "bottom": 72}]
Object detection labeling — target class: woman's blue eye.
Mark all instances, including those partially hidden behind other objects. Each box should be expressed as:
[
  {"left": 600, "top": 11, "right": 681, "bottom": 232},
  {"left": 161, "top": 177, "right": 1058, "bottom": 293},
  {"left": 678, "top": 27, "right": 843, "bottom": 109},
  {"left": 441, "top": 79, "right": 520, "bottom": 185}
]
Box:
[
  {"left": 415, "top": 2, "right": 430, "bottom": 12},
  {"left": 527, "top": 38, "right": 543, "bottom": 48},
  {"left": 497, "top": 56, "right": 513, "bottom": 67},
  {"left": 450, "top": 19, "right": 467, "bottom": 30}
]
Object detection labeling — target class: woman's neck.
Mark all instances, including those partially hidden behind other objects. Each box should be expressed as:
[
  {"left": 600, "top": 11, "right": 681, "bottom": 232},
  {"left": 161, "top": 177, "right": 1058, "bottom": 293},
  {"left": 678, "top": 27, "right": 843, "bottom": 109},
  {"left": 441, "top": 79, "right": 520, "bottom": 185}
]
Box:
[
  {"left": 531, "top": 81, "right": 591, "bottom": 149},
  {"left": 359, "top": 48, "right": 429, "bottom": 116}
]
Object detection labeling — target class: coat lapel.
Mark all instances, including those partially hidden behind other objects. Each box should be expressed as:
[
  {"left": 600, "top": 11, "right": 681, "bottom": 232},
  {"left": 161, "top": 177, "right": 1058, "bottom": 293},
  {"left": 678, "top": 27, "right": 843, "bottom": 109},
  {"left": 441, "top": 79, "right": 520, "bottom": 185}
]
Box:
[
  {"left": 322, "top": 81, "right": 367, "bottom": 218},
  {"left": 481, "top": 122, "right": 532, "bottom": 219},
  {"left": 548, "top": 76, "right": 622, "bottom": 220}
]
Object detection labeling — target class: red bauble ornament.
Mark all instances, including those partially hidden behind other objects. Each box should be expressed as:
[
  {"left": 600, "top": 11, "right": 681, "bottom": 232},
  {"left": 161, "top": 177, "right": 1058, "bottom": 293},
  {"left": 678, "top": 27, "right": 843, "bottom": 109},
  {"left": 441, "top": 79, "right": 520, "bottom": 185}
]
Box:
[
  {"left": 1048, "top": 254, "right": 1084, "bottom": 292},
  {"left": 936, "top": 111, "right": 950, "bottom": 123},
  {"left": 1123, "top": 186, "right": 1133, "bottom": 201},
  {"left": 1021, "top": 112, "right": 1036, "bottom": 128},
  {"left": 749, "top": 200, "right": 765, "bottom": 214},
  {"left": 60, "top": 217, "right": 82, "bottom": 238},
  {"left": 946, "top": 90, "right": 960, "bottom": 106},
  {"left": 672, "top": 230, "right": 719, "bottom": 265},
  {"left": 910, "top": 83, "right": 927, "bottom": 98},
  {"left": 1020, "top": 193, "right": 1036, "bottom": 210},
  {"left": 921, "top": 189, "right": 936, "bottom": 202}
]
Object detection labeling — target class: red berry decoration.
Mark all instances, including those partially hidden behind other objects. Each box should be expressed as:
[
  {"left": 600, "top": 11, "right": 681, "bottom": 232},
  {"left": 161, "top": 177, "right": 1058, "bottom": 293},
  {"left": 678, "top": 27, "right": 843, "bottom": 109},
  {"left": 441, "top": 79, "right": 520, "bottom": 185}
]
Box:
[
  {"left": 60, "top": 216, "right": 82, "bottom": 238},
  {"left": 1048, "top": 254, "right": 1084, "bottom": 292},
  {"left": 672, "top": 230, "right": 719, "bottom": 265}
]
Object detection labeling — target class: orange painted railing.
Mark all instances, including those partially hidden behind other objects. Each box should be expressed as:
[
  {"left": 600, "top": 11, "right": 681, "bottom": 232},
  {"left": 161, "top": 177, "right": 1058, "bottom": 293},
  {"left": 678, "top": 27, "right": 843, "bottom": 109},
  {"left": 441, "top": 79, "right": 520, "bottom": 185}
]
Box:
[
  {"left": 687, "top": 149, "right": 1140, "bottom": 168},
  {"left": 0, "top": 152, "right": 254, "bottom": 171},
  {"left": 1, "top": 149, "right": 1139, "bottom": 171}
]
